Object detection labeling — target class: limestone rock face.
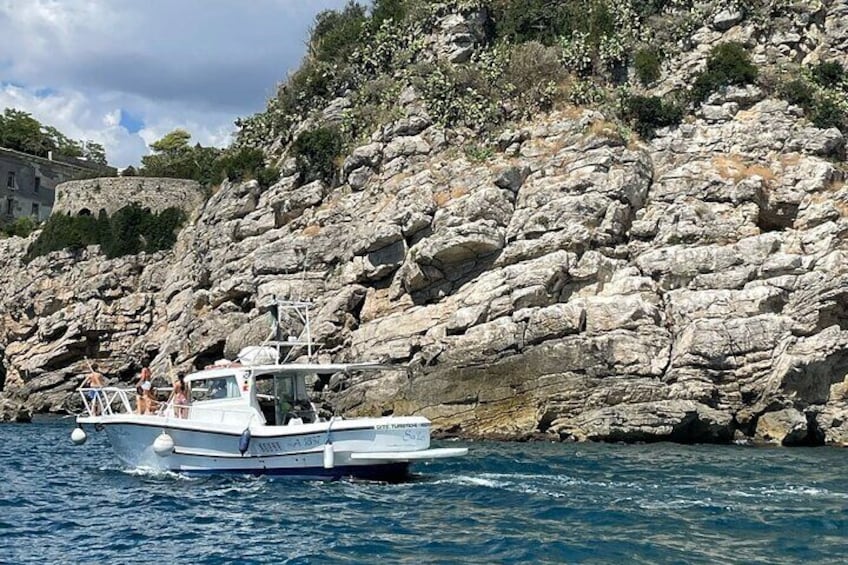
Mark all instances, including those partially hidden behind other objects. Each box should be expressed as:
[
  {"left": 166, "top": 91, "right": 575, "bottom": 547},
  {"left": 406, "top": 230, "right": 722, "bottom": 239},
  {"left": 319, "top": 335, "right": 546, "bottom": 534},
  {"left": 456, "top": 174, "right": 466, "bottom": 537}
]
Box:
[
  {"left": 0, "top": 397, "right": 31, "bottom": 423},
  {"left": 754, "top": 408, "right": 810, "bottom": 446},
  {"left": 2, "top": 4, "right": 848, "bottom": 446}
]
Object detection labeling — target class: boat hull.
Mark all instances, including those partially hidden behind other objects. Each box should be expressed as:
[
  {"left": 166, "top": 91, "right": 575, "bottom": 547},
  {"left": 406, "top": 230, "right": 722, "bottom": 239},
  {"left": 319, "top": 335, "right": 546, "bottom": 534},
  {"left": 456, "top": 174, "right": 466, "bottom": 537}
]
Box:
[{"left": 84, "top": 415, "right": 435, "bottom": 481}]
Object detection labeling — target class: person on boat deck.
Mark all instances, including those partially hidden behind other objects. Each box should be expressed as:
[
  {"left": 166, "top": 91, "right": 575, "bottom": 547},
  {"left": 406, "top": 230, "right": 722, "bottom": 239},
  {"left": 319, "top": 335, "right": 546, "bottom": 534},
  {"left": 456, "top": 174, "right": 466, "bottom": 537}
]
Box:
[
  {"left": 80, "top": 362, "right": 105, "bottom": 416},
  {"left": 209, "top": 379, "right": 228, "bottom": 399},
  {"left": 135, "top": 367, "right": 154, "bottom": 414},
  {"left": 171, "top": 377, "right": 189, "bottom": 418}
]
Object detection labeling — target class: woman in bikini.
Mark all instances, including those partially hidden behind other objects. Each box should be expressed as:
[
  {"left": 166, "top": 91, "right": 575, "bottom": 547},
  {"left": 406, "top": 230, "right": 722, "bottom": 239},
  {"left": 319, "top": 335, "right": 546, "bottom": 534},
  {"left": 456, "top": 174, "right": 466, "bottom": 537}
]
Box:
[
  {"left": 172, "top": 378, "right": 190, "bottom": 418},
  {"left": 135, "top": 367, "right": 153, "bottom": 414}
]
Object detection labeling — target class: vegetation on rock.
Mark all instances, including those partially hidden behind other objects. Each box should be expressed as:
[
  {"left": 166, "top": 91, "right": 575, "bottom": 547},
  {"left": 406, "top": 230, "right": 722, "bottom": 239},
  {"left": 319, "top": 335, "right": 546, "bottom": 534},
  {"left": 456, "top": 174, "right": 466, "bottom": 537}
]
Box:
[
  {"left": 292, "top": 127, "right": 344, "bottom": 184},
  {"left": 138, "top": 130, "right": 279, "bottom": 189},
  {"left": 691, "top": 42, "right": 758, "bottom": 102},
  {"left": 623, "top": 94, "right": 683, "bottom": 138},
  {"left": 26, "top": 204, "right": 186, "bottom": 261},
  {"left": 0, "top": 216, "right": 37, "bottom": 239},
  {"left": 227, "top": 0, "right": 845, "bottom": 189}
]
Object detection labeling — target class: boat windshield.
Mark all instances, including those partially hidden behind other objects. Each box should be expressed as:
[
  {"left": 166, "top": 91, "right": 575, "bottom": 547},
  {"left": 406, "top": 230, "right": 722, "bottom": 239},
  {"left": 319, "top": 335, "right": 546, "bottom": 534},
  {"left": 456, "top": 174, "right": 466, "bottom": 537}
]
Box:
[
  {"left": 255, "top": 371, "right": 316, "bottom": 425},
  {"left": 190, "top": 374, "right": 241, "bottom": 402}
]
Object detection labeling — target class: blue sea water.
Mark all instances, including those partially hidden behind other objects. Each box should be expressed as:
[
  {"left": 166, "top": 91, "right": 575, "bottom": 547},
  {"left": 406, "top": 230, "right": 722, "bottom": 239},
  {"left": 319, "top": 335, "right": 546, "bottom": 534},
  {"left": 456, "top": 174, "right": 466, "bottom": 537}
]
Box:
[{"left": 1, "top": 419, "right": 846, "bottom": 564}]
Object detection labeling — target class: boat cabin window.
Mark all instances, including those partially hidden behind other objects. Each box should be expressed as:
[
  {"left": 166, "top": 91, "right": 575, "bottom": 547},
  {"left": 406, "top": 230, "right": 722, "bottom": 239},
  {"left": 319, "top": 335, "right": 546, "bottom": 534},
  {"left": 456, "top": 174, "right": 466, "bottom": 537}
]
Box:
[
  {"left": 255, "top": 372, "right": 317, "bottom": 425},
  {"left": 190, "top": 375, "right": 240, "bottom": 401}
]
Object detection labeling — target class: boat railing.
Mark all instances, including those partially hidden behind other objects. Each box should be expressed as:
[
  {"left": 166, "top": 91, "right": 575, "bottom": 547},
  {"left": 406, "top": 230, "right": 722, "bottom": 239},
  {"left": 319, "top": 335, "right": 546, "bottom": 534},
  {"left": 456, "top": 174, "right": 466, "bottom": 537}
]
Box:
[
  {"left": 79, "top": 387, "right": 256, "bottom": 426},
  {"left": 78, "top": 387, "right": 134, "bottom": 417}
]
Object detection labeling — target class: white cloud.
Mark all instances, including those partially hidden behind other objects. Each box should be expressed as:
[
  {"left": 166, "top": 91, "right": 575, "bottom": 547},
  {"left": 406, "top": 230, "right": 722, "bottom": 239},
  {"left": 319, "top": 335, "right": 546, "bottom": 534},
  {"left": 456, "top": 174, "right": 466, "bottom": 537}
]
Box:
[{"left": 0, "top": 0, "right": 351, "bottom": 167}]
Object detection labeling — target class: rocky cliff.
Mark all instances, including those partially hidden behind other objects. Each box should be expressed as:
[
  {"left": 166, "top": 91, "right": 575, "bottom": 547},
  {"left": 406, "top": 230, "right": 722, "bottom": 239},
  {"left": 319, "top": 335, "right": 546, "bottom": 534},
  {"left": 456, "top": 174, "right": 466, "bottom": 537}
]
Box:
[{"left": 2, "top": 1, "right": 848, "bottom": 446}]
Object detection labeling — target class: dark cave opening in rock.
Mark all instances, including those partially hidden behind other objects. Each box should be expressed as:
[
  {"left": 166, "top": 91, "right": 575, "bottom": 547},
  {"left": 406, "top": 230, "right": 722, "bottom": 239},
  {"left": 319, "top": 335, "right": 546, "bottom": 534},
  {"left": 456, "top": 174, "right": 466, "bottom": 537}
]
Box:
[
  {"left": 193, "top": 341, "right": 226, "bottom": 370},
  {"left": 756, "top": 201, "right": 798, "bottom": 232}
]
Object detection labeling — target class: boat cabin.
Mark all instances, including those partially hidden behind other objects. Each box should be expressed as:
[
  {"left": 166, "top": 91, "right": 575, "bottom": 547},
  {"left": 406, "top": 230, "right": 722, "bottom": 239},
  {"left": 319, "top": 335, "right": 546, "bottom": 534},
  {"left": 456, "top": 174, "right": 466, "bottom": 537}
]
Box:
[{"left": 184, "top": 366, "right": 318, "bottom": 427}]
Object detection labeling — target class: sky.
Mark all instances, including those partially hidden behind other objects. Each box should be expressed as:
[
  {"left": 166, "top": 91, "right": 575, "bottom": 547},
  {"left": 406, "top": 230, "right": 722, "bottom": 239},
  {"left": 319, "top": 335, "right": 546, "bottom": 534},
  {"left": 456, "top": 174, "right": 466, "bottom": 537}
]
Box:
[{"left": 0, "top": 0, "right": 351, "bottom": 167}]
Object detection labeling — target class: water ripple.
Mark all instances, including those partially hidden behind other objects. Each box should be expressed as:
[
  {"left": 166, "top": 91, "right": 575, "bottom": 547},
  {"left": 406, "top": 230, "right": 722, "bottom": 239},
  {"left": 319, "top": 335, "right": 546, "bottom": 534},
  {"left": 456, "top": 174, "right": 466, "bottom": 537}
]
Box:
[{"left": 1, "top": 420, "right": 847, "bottom": 563}]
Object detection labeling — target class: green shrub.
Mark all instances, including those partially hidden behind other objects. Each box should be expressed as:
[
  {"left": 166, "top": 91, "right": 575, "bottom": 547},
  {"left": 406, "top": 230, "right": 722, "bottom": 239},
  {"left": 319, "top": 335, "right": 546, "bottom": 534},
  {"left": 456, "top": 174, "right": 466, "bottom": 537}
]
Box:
[
  {"left": 463, "top": 144, "right": 494, "bottom": 162},
  {"left": 213, "top": 147, "right": 278, "bottom": 188},
  {"left": 311, "top": 2, "right": 367, "bottom": 63},
  {"left": 811, "top": 61, "right": 845, "bottom": 89},
  {"left": 1, "top": 216, "right": 37, "bottom": 238},
  {"left": 490, "top": 0, "right": 616, "bottom": 47},
  {"left": 810, "top": 97, "right": 845, "bottom": 130},
  {"left": 371, "top": 0, "right": 406, "bottom": 25},
  {"left": 775, "top": 75, "right": 846, "bottom": 130},
  {"left": 101, "top": 204, "right": 146, "bottom": 257},
  {"left": 779, "top": 78, "right": 816, "bottom": 109},
  {"left": 633, "top": 47, "right": 662, "bottom": 86},
  {"left": 624, "top": 94, "right": 683, "bottom": 137},
  {"left": 292, "top": 127, "right": 343, "bottom": 184},
  {"left": 411, "top": 61, "right": 502, "bottom": 130},
  {"left": 141, "top": 207, "right": 187, "bottom": 253},
  {"left": 27, "top": 205, "right": 186, "bottom": 261},
  {"left": 691, "top": 42, "right": 758, "bottom": 102},
  {"left": 26, "top": 214, "right": 98, "bottom": 259}
]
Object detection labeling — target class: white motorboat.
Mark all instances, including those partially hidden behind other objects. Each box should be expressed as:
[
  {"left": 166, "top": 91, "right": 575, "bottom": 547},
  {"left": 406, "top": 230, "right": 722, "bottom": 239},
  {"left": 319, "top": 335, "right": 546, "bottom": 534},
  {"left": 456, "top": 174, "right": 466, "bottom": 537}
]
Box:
[{"left": 72, "top": 300, "right": 467, "bottom": 480}]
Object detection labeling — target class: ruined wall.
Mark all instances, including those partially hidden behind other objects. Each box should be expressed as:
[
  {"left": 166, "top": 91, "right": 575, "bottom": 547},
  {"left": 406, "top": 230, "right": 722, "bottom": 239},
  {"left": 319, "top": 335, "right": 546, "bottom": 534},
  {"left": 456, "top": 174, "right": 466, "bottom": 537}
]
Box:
[{"left": 53, "top": 177, "right": 206, "bottom": 218}]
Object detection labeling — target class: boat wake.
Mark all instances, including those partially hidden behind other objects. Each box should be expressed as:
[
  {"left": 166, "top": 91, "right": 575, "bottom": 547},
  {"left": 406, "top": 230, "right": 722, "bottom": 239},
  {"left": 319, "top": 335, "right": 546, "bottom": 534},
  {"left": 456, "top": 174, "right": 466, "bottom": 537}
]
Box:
[{"left": 117, "top": 466, "right": 197, "bottom": 481}]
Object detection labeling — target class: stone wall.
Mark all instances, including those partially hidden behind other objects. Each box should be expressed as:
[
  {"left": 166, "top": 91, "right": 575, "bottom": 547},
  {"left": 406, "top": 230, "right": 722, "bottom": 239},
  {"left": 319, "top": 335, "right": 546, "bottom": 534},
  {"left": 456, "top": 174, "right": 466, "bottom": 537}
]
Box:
[{"left": 53, "top": 177, "right": 206, "bottom": 218}]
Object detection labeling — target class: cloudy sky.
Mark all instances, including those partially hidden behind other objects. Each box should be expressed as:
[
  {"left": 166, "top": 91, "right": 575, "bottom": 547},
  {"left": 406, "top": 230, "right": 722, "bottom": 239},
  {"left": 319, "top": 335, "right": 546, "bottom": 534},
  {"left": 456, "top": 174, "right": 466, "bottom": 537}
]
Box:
[{"left": 0, "top": 0, "right": 350, "bottom": 167}]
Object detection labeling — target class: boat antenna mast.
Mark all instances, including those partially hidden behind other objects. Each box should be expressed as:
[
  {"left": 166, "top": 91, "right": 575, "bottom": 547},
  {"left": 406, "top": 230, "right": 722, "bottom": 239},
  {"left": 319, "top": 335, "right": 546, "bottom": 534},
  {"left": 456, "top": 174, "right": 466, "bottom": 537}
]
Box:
[{"left": 268, "top": 295, "right": 315, "bottom": 364}]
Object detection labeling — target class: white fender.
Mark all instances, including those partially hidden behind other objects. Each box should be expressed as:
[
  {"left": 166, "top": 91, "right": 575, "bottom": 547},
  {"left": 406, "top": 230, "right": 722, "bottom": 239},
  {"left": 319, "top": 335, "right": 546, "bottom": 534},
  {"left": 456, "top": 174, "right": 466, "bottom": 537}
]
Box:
[
  {"left": 323, "top": 443, "right": 334, "bottom": 469},
  {"left": 153, "top": 432, "right": 175, "bottom": 457},
  {"left": 71, "top": 427, "right": 87, "bottom": 445}
]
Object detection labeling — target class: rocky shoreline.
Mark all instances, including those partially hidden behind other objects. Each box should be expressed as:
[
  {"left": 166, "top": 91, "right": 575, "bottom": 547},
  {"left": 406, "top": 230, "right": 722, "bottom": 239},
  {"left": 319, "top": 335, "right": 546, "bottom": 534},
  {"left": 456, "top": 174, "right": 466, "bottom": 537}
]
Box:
[{"left": 2, "top": 2, "right": 848, "bottom": 447}]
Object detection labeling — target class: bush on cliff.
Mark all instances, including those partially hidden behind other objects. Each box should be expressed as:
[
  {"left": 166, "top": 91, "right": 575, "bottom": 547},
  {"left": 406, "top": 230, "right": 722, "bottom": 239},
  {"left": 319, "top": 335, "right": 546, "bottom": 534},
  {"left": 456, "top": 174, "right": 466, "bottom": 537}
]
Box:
[
  {"left": 490, "top": 0, "right": 616, "bottom": 47},
  {"left": 633, "top": 47, "right": 662, "bottom": 86},
  {"left": 371, "top": 0, "right": 407, "bottom": 25},
  {"left": 311, "top": 2, "right": 368, "bottom": 64},
  {"left": 26, "top": 205, "right": 186, "bottom": 262},
  {"left": 26, "top": 213, "right": 98, "bottom": 259},
  {"left": 1, "top": 216, "right": 37, "bottom": 238},
  {"left": 775, "top": 70, "right": 847, "bottom": 132},
  {"left": 292, "top": 127, "right": 343, "bottom": 184},
  {"left": 214, "top": 147, "right": 280, "bottom": 189},
  {"left": 691, "top": 42, "right": 758, "bottom": 102},
  {"left": 623, "top": 94, "right": 683, "bottom": 138},
  {"left": 811, "top": 61, "right": 845, "bottom": 89}
]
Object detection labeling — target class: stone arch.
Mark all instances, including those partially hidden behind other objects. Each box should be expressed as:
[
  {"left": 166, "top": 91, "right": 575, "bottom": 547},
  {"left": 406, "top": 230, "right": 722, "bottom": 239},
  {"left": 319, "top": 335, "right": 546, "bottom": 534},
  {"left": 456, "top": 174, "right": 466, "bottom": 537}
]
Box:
[{"left": 78, "top": 208, "right": 92, "bottom": 216}]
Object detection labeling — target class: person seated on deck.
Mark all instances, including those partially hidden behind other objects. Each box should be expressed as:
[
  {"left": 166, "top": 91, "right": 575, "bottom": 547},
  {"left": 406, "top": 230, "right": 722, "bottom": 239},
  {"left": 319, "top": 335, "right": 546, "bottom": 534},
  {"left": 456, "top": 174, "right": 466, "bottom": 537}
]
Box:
[
  {"left": 135, "top": 367, "right": 153, "bottom": 414},
  {"left": 80, "top": 362, "right": 105, "bottom": 416}
]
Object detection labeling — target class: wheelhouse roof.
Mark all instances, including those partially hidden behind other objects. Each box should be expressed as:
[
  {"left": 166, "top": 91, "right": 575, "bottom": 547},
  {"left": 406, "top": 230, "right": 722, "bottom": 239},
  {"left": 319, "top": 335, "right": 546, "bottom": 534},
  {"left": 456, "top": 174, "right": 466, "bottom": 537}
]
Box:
[{"left": 184, "top": 362, "right": 400, "bottom": 382}]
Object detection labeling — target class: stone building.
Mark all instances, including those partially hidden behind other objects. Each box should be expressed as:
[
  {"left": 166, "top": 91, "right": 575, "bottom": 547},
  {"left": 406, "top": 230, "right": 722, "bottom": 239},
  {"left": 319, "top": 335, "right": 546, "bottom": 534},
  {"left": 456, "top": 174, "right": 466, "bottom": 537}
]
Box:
[
  {"left": 0, "top": 147, "right": 114, "bottom": 225},
  {"left": 53, "top": 177, "right": 206, "bottom": 219}
]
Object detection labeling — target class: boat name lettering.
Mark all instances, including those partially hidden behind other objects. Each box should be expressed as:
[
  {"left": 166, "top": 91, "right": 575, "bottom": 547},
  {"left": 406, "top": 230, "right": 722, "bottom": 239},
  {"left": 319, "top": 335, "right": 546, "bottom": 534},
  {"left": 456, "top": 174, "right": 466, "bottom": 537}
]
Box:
[
  {"left": 256, "top": 436, "right": 322, "bottom": 454},
  {"left": 373, "top": 423, "right": 429, "bottom": 430},
  {"left": 257, "top": 441, "right": 283, "bottom": 453},
  {"left": 403, "top": 429, "right": 427, "bottom": 442}
]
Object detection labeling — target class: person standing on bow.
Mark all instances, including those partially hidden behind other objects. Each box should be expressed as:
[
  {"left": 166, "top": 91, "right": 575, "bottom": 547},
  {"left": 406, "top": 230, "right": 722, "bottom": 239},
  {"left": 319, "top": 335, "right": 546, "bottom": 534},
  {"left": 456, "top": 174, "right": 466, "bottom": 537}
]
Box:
[
  {"left": 135, "top": 367, "right": 154, "bottom": 414},
  {"left": 81, "top": 361, "right": 105, "bottom": 416}
]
